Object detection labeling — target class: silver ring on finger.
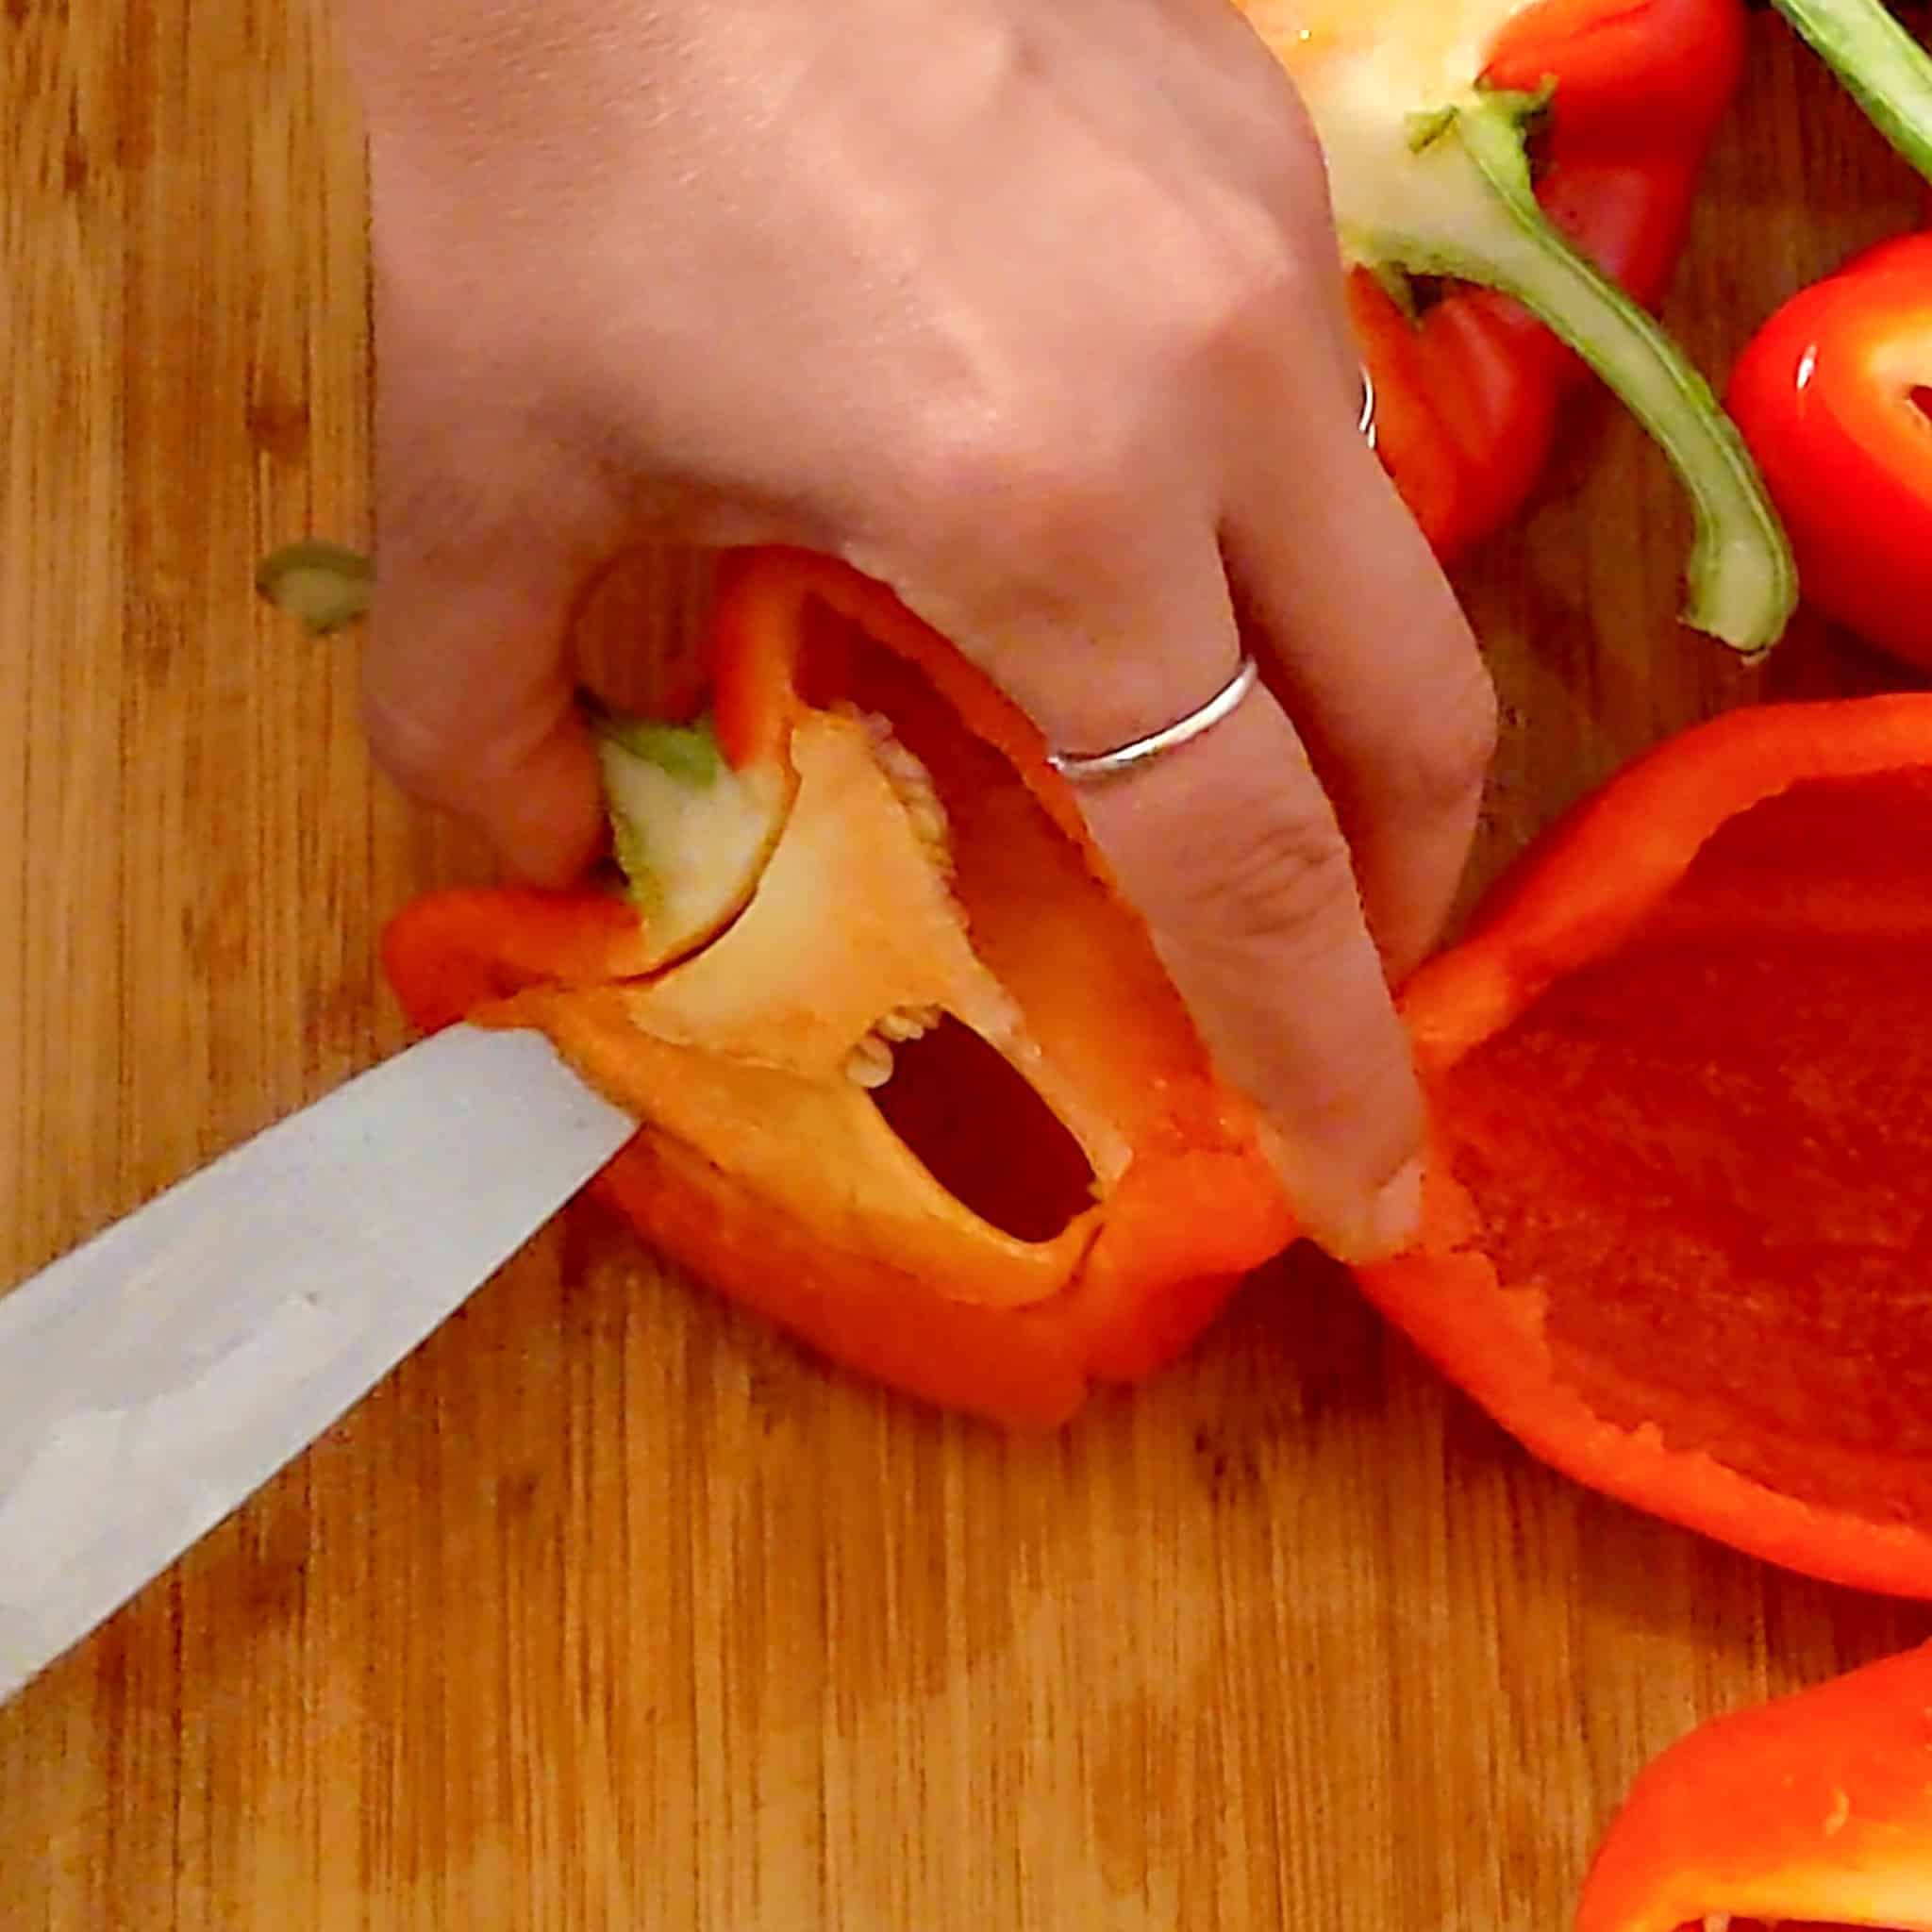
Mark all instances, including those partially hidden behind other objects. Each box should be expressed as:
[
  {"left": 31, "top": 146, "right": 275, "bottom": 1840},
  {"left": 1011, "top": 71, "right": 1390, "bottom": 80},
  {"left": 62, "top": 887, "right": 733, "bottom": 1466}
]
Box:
[
  {"left": 1044, "top": 369, "right": 1373, "bottom": 785},
  {"left": 1045, "top": 654, "right": 1259, "bottom": 783}
]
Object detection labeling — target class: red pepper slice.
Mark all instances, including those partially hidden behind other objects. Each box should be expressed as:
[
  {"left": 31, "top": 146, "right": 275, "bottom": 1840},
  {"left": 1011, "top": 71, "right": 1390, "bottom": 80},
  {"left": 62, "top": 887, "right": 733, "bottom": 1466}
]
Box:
[
  {"left": 1357, "top": 694, "right": 1932, "bottom": 1597},
  {"left": 1575, "top": 1639, "right": 1932, "bottom": 1932},
  {"left": 1350, "top": 0, "right": 1747, "bottom": 559},
  {"left": 1728, "top": 232, "right": 1932, "bottom": 675},
  {"left": 384, "top": 549, "right": 1295, "bottom": 1427}
]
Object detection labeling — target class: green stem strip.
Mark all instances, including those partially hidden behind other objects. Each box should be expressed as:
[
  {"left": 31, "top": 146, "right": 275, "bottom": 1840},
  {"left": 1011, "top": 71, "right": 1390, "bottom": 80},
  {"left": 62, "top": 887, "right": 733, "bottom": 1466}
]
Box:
[
  {"left": 1363, "top": 94, "right": 1796, "bottom": 656},
  {"left": 1774, "top": 0, "right": 1932, "bottom": 182}
]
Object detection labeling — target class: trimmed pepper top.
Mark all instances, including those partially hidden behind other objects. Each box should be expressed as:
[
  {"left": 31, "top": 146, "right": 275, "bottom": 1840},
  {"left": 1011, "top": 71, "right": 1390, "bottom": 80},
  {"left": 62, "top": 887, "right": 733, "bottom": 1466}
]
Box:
[{"left": 1242, "top": 0, "right": 1796, "bottom": 649}]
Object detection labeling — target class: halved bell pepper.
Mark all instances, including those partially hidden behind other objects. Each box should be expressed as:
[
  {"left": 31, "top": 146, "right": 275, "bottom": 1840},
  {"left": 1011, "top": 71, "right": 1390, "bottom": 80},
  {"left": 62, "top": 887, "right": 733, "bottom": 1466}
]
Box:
[
  {"left": 1357, "top": 693, "right": 1932, "bottom": 1598},
  {"left": 1575, "top": 1639, "right": 1932, "bottom": 1932},
  {"left": 383, "top": 548, "right": 1296, "bottom": 1427},
  {"left": 1240, "top": 0, "right": 1794, "bottom": 651},
  {"left": 385, "top": 548, "right": 1932, "bottom": 1579}
]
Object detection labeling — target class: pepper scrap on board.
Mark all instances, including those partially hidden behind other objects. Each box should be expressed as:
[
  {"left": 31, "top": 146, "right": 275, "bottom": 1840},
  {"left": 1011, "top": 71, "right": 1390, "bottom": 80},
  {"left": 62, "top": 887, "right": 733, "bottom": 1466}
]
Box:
[
  {"left": 1241, "top": 0, "right": 1770, "bottom": 606},
  {"left": 382, "top": 549, "right": 1297, "bottom": 1428},
  {"left": 1574, "top": 1639, "right": 1932, "bottom": 1932}
]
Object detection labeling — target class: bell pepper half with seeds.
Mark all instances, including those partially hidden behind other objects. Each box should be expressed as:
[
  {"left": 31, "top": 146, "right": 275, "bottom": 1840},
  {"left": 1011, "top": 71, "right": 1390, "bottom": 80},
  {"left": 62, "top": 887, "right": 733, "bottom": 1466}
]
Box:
[
  {"left": 381, "top": 548, "right": 1298, "bottom": 1427},
  {"left": 1239, "top": 0, "right": 1795, "bottom": 653}
]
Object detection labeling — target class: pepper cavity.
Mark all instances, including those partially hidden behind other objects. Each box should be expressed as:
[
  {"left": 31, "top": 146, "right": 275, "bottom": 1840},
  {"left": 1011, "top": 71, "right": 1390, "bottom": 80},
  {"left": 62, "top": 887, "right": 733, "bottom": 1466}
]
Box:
[{"left": 587, "top": 602, "right": 1134, "bottom": 1257}]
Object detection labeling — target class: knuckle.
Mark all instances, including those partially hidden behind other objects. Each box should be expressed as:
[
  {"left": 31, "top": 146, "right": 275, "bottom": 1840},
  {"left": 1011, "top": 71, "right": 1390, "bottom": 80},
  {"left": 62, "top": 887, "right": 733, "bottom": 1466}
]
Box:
[
  {"left": 1171, "top": 799, "right": 1362, "bottom": 955},
  {"left": 1253, "top": 80, "right": 1332, "bottom": 208},
  {"left": 359, "top": 674, "right": 452, "bottom": 805},
  {"left": 1152, "top": 210, "right": 1315, "bottom": 384},
  {"left": 899, "top": 408, "right": 1128, "bottom": 591},
  {"left": 1391, "top": 660, "right": 1499, "bottom": 823}
]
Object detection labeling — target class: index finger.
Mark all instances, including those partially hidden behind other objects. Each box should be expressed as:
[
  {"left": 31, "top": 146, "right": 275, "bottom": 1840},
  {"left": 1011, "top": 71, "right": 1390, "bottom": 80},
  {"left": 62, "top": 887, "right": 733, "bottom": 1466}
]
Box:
[
  {"left": 1224, "top": 360, "right": 1495, "bottom": 985},
  {"left": 936, "top": 534, "right": 1428, "bottom": 1263},
  {"left": 1068, "top": 644, "right": 1427, "bottom": 1263}
]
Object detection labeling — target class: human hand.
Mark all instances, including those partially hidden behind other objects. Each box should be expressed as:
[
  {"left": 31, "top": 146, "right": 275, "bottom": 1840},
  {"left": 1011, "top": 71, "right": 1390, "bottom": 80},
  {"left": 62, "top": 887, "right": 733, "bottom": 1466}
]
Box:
[{"left": 337, "top": 0, "right": 1493, "bottom": 1260}]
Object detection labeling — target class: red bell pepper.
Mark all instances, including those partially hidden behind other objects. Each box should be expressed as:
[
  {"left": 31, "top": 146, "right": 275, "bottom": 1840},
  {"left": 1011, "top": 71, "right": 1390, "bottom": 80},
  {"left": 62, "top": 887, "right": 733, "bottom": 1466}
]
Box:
[
  {"left": 1729, "top": 233, "right": 1932, "bottom": 675},
  {"left": 384, "top": 548, "right": 1296, "bottom": 1428},
  {"left": 1324, "top": 0, "right": 1751, "bottom": 561},
  {"left": 1232, "top": 0, "right": 1795, "bottom": 653},
  {"left": 1357, "top": 693, "right": 1932, "bottom": 1597},
  {"left": 1574, "top": 1639, "right": 1932, "bottom": 1932}
]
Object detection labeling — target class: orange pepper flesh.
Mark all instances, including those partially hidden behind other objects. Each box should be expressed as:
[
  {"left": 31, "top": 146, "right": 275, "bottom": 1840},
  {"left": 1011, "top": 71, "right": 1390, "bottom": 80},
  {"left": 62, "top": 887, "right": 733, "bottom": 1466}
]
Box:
[
  {"left": 384, "top": 551, "right": 1295, "bottom": 1427},
  {"left": 1575, "top": 1640, "right": 1932, "bottom": 1932},
  {"left": 1360, "top": 696, "right": 1932, "bottom": 1598}
]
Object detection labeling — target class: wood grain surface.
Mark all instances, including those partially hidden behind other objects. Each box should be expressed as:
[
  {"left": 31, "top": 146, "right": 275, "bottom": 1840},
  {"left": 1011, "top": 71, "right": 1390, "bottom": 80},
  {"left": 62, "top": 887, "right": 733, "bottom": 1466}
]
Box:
[{"left": 5, "top": 5, "right": 1932, "bottom": 1927}]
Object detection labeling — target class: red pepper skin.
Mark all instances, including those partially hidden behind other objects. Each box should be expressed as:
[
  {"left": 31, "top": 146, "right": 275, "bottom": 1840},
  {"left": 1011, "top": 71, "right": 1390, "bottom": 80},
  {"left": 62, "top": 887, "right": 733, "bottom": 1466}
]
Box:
[
  {"left": 379, "top": 888, "right": 664, "bottom": 1035},
  {"left": 1356, "top": 694, "right": 1932, "bottom": 1598},
  {"left": 1574, "top": 1639, "right": 1932, "bottom": 1932},
  {"left": 1357, "top": 0, "right": 1747, "bottom": 559},
  {"left": 384, "top": 550, "right": 1295, "bottom": 1428},
  {"left": 1728, "top": 233, "right": 1932, "bottom": 675},
  {"left": 706, "top": 547, "right": 1088, "bottom": 853}
]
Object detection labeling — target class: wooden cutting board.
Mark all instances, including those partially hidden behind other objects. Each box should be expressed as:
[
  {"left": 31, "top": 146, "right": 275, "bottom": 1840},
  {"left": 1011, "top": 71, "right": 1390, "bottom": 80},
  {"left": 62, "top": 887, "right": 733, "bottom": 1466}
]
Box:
[{"left": 5, "top": 6, "right": 1930, "bottom": 1926}]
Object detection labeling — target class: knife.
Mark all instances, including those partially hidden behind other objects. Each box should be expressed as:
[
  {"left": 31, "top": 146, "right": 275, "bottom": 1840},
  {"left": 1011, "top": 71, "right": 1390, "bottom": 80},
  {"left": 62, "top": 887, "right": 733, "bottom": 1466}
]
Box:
[{"left": 0, "top": 1024, "right": 635, "bottom": 1705}]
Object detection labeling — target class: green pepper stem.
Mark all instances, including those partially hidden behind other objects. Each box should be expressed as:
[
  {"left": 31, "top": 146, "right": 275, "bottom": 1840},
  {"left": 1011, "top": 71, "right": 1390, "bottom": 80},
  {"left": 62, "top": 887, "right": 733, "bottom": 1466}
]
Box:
[
  {"left": 1774, "top": 0, "right": 1932, "bottom": 181},
  {"left": 592, "top": 708, "right": 727, "bottom": 789},
  {"left": 1357, "top": 94, "right": 1796, "bottom": 656}
]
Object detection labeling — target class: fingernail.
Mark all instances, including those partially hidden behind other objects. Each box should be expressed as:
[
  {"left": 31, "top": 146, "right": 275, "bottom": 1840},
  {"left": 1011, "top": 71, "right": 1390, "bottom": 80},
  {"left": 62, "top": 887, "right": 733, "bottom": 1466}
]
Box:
[
  {"left": 1359, "top": 1155, "right": 1424, "bottom": 1263},
  {"left": 1257, "top": 1129, "right": 1425, "bottom": 1264}
]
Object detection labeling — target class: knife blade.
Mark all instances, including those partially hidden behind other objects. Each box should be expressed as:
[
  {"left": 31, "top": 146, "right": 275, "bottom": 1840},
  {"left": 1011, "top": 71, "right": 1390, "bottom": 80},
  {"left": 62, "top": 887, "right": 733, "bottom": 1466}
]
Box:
[{"left": 0, "top": 1023, "right": 635, "bottom": 1705}]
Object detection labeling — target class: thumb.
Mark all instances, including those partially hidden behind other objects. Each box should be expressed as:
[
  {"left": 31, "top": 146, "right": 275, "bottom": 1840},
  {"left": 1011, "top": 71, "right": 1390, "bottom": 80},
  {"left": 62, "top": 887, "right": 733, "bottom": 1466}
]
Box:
[
  {"left": 360, "top": 548, "right": 607, "bottom": 886},
  {"left": 1070, "top": 681, "right": 1425, "bottom": 1264}
]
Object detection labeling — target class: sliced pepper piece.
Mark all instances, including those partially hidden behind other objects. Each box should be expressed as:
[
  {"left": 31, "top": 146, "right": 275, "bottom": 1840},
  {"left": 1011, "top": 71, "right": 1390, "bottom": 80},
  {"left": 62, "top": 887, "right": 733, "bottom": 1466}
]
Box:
[
  {"left": 1729, "top": 235, "right": 1932, "bottom": 676},
  {"left": 1356, "top": 694, "right": 1932, "bottom": 1598},
  {"left": 1241, "top": 0, "right": 1794, "bottom": 649},
  {"left": 383, "top": 548, "right": 1296, "bottom": 1427},
  {"left": 1575, "top": 1639, "right": 1932, "bottom": 1932}
]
